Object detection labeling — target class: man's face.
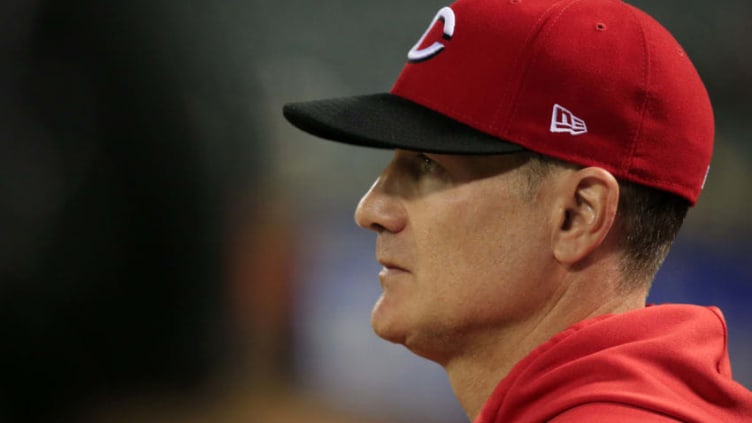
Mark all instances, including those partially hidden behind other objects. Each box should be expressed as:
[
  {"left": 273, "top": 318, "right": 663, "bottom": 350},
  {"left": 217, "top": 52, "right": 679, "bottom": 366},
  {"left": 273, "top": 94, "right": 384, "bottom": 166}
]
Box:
[{"left": 354, "top": 150, "right": 558, "bottom": 362}]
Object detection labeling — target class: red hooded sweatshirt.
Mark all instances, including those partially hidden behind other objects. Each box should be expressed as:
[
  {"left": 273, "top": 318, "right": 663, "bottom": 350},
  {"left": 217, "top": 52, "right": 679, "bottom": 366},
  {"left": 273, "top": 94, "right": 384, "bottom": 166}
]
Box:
[{"left": 474, "top": 304, "right": 752, "bottom": 422}]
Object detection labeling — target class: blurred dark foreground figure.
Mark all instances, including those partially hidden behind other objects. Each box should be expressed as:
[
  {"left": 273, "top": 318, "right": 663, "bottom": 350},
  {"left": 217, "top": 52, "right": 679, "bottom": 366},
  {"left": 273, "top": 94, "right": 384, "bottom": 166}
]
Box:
[{"left": 0, "top": 1, "right": 265, "bottom": 421}]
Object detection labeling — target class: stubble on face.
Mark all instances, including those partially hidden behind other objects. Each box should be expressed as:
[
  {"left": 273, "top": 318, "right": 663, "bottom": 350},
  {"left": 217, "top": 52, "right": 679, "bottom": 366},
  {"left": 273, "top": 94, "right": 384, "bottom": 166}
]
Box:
[{"left": 364, "top": 152, "right": 554, "bottom": 364}]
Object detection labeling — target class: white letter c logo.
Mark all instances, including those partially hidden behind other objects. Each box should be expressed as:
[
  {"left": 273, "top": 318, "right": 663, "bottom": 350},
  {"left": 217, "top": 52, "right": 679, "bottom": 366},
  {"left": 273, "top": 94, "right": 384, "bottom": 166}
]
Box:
[{"left": 407, "top": 6, "right": 456, "bottom": 63}]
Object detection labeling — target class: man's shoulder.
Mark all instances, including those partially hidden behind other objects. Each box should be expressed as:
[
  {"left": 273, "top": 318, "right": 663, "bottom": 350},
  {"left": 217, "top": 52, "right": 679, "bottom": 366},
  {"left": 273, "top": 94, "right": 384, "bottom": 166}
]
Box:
[
  {"left": 549, "top": 403, "right": 684, "bottom": 422},
  {"left": 475, "top": 305, "right": 752, "bottom": 423}
]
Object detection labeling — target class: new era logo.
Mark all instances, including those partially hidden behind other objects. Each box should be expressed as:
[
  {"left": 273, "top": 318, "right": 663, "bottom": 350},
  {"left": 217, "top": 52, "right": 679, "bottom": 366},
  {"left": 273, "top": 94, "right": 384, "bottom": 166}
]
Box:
[{"left": 550, "top": 104, "right": 587, "bottom": 136}]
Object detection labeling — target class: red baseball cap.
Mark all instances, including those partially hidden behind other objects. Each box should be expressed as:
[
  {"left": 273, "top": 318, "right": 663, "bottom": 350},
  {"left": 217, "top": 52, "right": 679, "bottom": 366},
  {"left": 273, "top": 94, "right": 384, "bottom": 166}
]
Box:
[{"left": 283, "top": 0, "right": 713, "bottom": 204}]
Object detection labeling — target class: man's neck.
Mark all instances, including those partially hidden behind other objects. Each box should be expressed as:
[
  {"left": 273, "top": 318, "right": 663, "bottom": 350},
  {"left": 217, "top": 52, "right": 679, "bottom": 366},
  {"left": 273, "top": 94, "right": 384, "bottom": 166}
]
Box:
[{"left": 442, "top": 286, "right": 647, "bottom": 421}]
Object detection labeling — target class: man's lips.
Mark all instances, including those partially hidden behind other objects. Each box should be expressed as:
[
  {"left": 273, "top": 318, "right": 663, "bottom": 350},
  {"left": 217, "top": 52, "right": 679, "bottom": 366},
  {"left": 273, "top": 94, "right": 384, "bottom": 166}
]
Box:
[
  {"left": 378, "top": 260, "right": 410, "bottom": 281},
  {"left": 378, "top": 258, "right": 408, "bottom": 272}
]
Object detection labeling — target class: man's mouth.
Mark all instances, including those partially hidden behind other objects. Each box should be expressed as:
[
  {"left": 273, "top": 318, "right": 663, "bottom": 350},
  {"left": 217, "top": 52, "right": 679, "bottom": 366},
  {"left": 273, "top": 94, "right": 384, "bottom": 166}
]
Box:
[{"left": 377, "top": 258, "right": 410, "bottom": 283}]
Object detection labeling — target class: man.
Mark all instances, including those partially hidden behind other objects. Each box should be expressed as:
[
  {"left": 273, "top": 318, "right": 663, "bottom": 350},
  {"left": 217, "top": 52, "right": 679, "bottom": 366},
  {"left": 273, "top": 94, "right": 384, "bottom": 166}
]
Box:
[{"left": 283, "top": 0, "right": 752, "bottom": 421}]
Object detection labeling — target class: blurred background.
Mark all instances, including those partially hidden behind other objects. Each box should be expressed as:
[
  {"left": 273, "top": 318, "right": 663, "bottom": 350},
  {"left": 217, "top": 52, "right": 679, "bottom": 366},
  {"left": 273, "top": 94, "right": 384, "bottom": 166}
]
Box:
[{"left": 0, "top": 0, "right": 749, "bottom": 422}]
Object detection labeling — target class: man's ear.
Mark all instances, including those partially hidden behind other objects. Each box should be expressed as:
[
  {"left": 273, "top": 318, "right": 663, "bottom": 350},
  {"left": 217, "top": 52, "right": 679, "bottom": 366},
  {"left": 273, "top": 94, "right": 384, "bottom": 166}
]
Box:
[{"left": 551, "top": 167, "right": 620, "bottom": 265}]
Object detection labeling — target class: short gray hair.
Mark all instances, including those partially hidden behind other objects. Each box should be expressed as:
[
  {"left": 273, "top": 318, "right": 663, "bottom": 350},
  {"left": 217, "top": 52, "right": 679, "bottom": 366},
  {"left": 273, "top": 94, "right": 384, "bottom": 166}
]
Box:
[{"left": 519, "top": 152, "right": 690, "bottom": 291}]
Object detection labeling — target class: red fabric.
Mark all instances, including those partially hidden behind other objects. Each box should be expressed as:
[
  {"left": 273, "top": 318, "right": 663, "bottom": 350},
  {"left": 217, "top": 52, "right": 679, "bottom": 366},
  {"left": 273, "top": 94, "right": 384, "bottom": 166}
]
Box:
[
  {"left": 473, "top": 305, "right": 752, "bottom": 423},
  {"left": 549, "top": 403, "right": 683, "bottom": 422},
  {"left": 391, "top": 0, "right": 713, "bottom": 204}
]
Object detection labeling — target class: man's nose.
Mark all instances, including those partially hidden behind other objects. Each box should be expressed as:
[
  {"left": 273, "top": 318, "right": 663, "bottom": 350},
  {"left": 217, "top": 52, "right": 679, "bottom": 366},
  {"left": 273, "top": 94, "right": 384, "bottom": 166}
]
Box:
[{"left": 354, "top": 174, "right": 406, "bottom": 234}]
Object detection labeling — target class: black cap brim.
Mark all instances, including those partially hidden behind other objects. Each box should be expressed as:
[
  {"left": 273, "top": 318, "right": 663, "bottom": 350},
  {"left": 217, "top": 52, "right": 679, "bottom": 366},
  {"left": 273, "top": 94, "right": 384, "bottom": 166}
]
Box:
[{"left": 282, "top": 93, "right": 524, "bottom": 155}]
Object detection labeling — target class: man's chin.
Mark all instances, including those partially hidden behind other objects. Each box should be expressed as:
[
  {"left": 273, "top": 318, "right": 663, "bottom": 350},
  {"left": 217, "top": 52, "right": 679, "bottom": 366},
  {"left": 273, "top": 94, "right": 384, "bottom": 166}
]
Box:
[
  {"left": 371, "top": 300, "right": 457, "bottom": 363},
  {"left": 373, "top": 318, "right": 451, "bottom": 363},
  {"left": 370, "top": 298, "right": 409, "bottom": 345},
  {"left": 372, "top": 325, "right": 406, "bottom": 345}
]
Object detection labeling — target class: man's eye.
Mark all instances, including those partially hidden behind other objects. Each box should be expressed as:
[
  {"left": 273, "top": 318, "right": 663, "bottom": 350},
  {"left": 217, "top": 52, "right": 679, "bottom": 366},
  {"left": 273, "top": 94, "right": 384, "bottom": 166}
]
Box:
[{"left": 417, "top": 154, "right": 439, "bottom": 175}]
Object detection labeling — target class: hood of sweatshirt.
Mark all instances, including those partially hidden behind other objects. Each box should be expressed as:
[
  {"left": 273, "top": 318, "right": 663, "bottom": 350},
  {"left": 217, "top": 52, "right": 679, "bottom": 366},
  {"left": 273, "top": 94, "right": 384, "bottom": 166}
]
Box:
[{"left": 475, "top": 304, "right": 752, "bottom": 423}]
